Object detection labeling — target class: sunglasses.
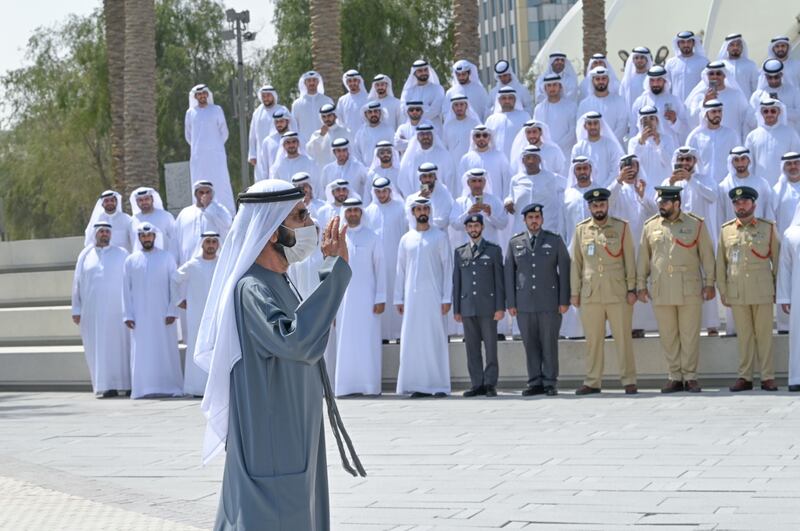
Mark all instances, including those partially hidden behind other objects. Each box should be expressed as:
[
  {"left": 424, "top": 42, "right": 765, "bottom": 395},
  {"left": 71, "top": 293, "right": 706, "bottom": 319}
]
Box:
[
  {"left": 473, "top": 133, "right": 489, "bottom": 138},
  {"left": 762, "top": 109, "right": 779, "bottom": 115}
]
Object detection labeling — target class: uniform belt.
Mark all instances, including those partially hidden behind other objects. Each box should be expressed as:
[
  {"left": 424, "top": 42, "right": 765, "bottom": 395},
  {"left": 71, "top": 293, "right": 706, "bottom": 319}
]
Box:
[{"left": 666, "top": 265, "right": 688, "bottom": 273}]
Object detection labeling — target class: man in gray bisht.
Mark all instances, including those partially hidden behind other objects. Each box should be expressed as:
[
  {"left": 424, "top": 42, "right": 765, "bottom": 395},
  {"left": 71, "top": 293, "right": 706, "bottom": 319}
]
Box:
[{"left": 194, "top": 179, "right": 365, "bottom": 530}]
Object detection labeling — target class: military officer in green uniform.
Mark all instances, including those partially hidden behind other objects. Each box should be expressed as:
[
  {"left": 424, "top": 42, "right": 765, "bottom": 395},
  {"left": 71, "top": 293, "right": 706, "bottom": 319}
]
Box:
[
  {"left": 716, "top": 186, "right": 780, "bottom": 392},
  {"left": 637, "top": 186, "right": 716, "bottom": 393},
  {"left": 570, "top": 188, "right": 639, "bottom": 395}
]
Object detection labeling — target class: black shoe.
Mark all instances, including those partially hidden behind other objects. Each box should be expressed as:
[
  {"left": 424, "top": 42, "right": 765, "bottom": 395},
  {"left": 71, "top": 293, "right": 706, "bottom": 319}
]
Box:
[
  {"left": 433, "top": 392, "right": 447, "bottom": 398},
  {"left": 497, "top": 334, "right": 507, "bottom": 341},
  {"left": 574, "top": 385, "right": 601, "bottom": 396},
  {"left": 789, "top": 385, "right": 800, "bottom": 392},
  {"left": 661, "top": 380, "right": 684, "bottom": 394},
  {"left": 463, "top": 386, "right": 486, "bottom": 397},
  {"left": 409, "top": 392, "right": 432, "bottom": 399},
  {"left": 485, "top": 386, "right": 497, "bottom": 397},
  {"left": 522, "top": 385, "right": 545, "bottom": 396},
  {"left": 100, "top": 390, "right": 118, "bottom": 398},
  {"left": 777, "top": 330, "right": 789, "bottom": 335},
  {"left": 123, "top": 390, "right": 132, "bottom": 397},
  {"left": 382, "top": 339, "right": 390, "bottom": 344},
  {"left": 544, "top": 386, "right": 558, "bottom": 396}
]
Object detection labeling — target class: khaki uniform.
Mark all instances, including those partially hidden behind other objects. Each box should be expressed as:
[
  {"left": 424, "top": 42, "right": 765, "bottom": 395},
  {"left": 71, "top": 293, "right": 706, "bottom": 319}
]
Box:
[
  {"left": 637, "top": 211, "right": 715, "bottom": 381},
  {"left": 716, "top": 218, "right": 780, "bottom": 381},
  {"left": 571, "top": 216, "right": 637, "bottom": 388}
]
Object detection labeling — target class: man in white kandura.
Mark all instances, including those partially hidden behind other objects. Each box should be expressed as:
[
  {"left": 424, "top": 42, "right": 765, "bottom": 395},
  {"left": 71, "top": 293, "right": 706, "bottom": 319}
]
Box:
[
  {"left": 129, "top": 187, "right": 177, "bottom": 262},
  {"left": 84, "top": 190, "right": 135, "bottom": 251},
  {"left": 395, "top": 197, "right": 453, "bottom": 398},
  {"left": 685, "top": 61, "right": 754, "bottom": 141},
  {"left": 337, "top": 69, "right": 369, "bottom": 133},
  {"left": 450, "top": 168, "right": 508, "bottom": 248},
  {"left": 578, "top": 66, "right": 628, "bottom": 145},
  {"left": 505, "top": 145, "right": 565, "bottom": 237},
  {"left": 533, "top": 74, "right": 578, "bottom": 158},
  {"left": 184, "top": 84, "right": 234, "bottom": 212},
  {"left": 534, "top": 52, "right": 578, "bottom": 103},
  {"left": 172, "top": 231, "right": 219, "bottom": 397},
  {"left": 687, "top": 99, "right": 741, "bottom": 184},
  {"left": 394, "top": 101, "right": 427, "bottom": 156},
  {"left": 364, "top": 177, "right": 408, "bottom": 341},
  {"left": 442, "top": 95, "right": 481, "bottom": 168},
  {"left": 628, "top": 106, "right": 677, "bottom": 185},
  {"left": 257, "top": 108, "right": 295, "bottom": 180},
  {"left": 306, "top": 103, "right": 352, "bottom": 173},
  {"left": 291, "top": 70, "right": 334, "bottom": 144},
  {"left": 445, "top": 59, "right": 489, "bottom": 121},
  {"left": 665, "top": 30, "right": 708, "bottom": 102},
  {"left": 404, "top": 162, "right": 453, "bottom": 231},
  {"left": 334, "top": 197, "right": 386, "bottom": 397},
  {"left": 458, "top": 124, "right": 512, "bottom": 201},
  {"left": 366, "top": 140, "right": 402, "bottom": 197},
  {"left": 488, "top": 59, "right": 534, "bottom": 115},
  {"left": 749, "top": 59, "right": 800, "bottom": 133},
  {"left": 485, "top": 86, "right": 530, "bottom": 160},
  {"left": 248, "top": 85, "right": 280, "bottom": 181},
  {"left": 509, "top": 119, "right": 567, "bottom": 176},
  {"left": 571, "top": 111, "right": 624, "bottom": 187},
  {"left": 772, "top": 152, "right": 800, "bottom": 333},
  {"left": 630, "top": 65, "right": 689, "bottom": 145},
  {"left": 353, "top": 101, "right": 394, "bottom": 166},
  {"left": 619, "top": 47, "right": 653, "bottom": 109},
  {"left": 72, "top": 222, "right": 130, "bottom": 398},
  {"left": 776, "top": 202, "right": 800, "bottom": 392},
  {"left": 398, "top": 123, "right": 455, "bottom": 198},
  {"left": 123, "top": 223, "right": 183, "bottom": 399},
  {"left": 400, "top": 59, "right": 446, "bottom": 125},
  {"left": 269, "top": 131, "right": 318, "bottom": 184},
  {"left": 368, "top": 74, "right": 404, "bottom": 130},
  {"left": 320, "top": 137, "right": 370, "bottom": 203},
  {"left": 745, "top": 98, "right": 800, "bottom": 186},
  {"left": 717, "top": 33, "right": 759, "bottom": 96},
  {"left": 578, "top": 53, "right": 620, "bottom": 101},
  {"left": 175, "top": 180, "right": 232, "bottom": 265}
]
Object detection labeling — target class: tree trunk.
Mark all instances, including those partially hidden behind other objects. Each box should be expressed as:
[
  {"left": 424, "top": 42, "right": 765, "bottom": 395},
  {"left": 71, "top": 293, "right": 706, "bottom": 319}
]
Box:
[
  {"left": 310, "top": 0, "right": 343, "bottom": 99},
  {"left": 452, "top": 0, "right": 480, "bottom": 65},
  {"left": 104, "top": 0, "right": 125, "bottom": 193},
  {"left": 582, "top": 0, "right": 607, "bottom": 70},
  {"left": 122, "top": 0, "right": 158, "bottom": 197}
]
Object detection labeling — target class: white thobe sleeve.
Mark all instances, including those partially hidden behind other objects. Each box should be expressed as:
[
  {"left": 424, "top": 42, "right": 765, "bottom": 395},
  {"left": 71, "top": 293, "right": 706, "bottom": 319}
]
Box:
[
  {"left": 257, "top": 137, "right": 271, "bottom": 180},
  {"left": 71, "top": 250, "right": 87, "bottom": 316},
  {"left": 776, "top": 237, "right": 793, "bottom": 305},
  {"left": 122, "top": 258, "right": 135, "bottom": 323},
  {"left": 440, "top": 237, "right": 453, "bottom": 304},
  {"left": 305, "top": 132, "right": 327, "bottom": 161},
  {"left": 488, "top": 196, "right": 508, "bottom": 230},
  {"left": 394, "top": 238, "right": 407, "bottom": 305},
  {"left": 433, "top": 195, "right": 453, "bottom": 230},
  {"left": 247, "top": 110, "right": 258, "bottom": 160},
  {"left": 172, "top": 262, "right": 189, "bottom": 306},
  {"left": 217, "top": 107, "right": 229, "bottom": 143},
  {"left": 184, "top": 110, "right": 192, "bottom": 146},
  {"left": 394, "top": 127, "right": 409, "bottom": 154},
  {"left": 373, "top": 240, "right": 386, "bottom": 305},
  {"left": 448, "top": 199, "right": 468, "bottom": 230},
  {"left": 166, "top": 258, "right": 180, "bottom": 319},
  {"left": 687, "top": 174, "right": 717, "bottom": 204}
]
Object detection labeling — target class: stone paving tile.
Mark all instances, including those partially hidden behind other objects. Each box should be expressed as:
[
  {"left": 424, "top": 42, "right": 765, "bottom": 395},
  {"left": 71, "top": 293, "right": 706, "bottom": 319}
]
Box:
[{"left": 1, "top": 391, "right": 799, "bottom": 529}]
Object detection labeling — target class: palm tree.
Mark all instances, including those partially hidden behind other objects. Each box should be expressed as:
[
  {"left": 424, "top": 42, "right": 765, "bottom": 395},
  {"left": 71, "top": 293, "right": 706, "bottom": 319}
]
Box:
[
  {"left": 582, "top": 0, "right": 607, "bottom": 69},
  {"left": 122, "top": 0, "right": 158, "bottom": 194},
  {"left": 452, "top": 0, "right": 479, "bottom": 65},
  {"left": 310, "top": 0, "right": 343, "bottom": 99},
  {"left": 104, "top": 0, "right": 125, "bottom": 194}
]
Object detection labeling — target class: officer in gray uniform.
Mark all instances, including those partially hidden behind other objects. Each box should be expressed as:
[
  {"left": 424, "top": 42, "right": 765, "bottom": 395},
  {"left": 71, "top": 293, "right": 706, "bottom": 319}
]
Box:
[
  {"left": 504, "top": 203, "right": 571, "bottom": 396},
  {"left": 453, "top": 214, "right": 505, "bottom": 397}
]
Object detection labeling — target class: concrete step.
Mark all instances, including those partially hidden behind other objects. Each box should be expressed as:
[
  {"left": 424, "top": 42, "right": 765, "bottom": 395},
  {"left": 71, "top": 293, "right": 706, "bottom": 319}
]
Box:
[
  {"left": 0, "top": 236, "right": 84, "bottom": 273},
  {"left": 0, "top": 270, "right": 74, "bottom": 307},
  {"left": 0, "top": 306, "right": 81, "bottom": 346},
  {"left": 0, "top": 336, "right": 789, "bottom": 391}
]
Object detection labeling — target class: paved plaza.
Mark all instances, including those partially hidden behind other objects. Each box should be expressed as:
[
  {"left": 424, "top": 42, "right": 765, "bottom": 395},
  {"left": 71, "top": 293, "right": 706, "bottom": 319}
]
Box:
[{"left": 1, "top": 390, "right": 799, "bottom": 530}]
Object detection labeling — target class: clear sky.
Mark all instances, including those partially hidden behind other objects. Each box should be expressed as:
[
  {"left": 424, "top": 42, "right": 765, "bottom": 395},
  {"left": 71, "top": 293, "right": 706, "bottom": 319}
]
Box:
[{"left": 1, "top": 0, "right": 277, "bottom": 80}]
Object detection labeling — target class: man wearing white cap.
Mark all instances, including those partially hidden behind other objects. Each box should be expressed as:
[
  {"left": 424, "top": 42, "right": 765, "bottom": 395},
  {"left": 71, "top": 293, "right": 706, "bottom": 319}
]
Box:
[
  {"left": 368, "top": 74, "right": 404, "bottom": 130},
  {"left": 445, "top": 59, "right": 489, "bottom": 121},
  {"left": 488, "top": 59, "right": 533, "bottom": 115},
  {"left": 485, "top": 87, "right": 530, "bottom": 159},
  {"left": 291, "top": 70, "right": 334, "bottom": 143},
  {"left": 172, "top": 231, "right": 219, "bottom": 396},
  {"left": 83, "top": 190, "right": 135, "bottom": 252},
  {"left": 578, "top": 66, "right": 628, "bottom": 145},
  {"left": 395, "top": 197, "right": 453, "bottom": 397},
  {"left": 305, "top": 103, "right": 352, "bottom": 172},
  {"left": 123, "top": 223, "right": 183, "bottom": 399},
  {"left": 717, "top": 34, "right": 759, "bottom": 96},
  {"left": 353, "top": 101, "right": 394, "bottom": 166},
  {"left": 400, "top": 59, "right": 445, "bottom": 125},
  {"left": 175, "top": 181, "right": 233, "bottom": 265},
  {"left": 72, "top": 221, "right": 130, "bottom": 398},
  {"left": 533, "top": 74, "right": 578, "bottom": 157},
  {"left": 570, "top": 111, "right": 624, "bottom": 188},
  {"left": 665, "top": 30, "right": 708, "bottom": 102},
  {"left": 749, "top": 60, "right": 800, "bottom": 133},
  {"left": 686, "top": 99, "right": 741, "bottom": 184},
  {"left": 745, "top": 98, "right": 800, "bottom": 186},
  {"left": 364, "top": 177, "right": 408, "bottom": 341},
  {"left": 320, "top": 137, "right": 370, "bottom": 203},
  {"left": 337, "top": 69, "right": 369, "bottom": 133},
  {"left": 334, "top": 197, "right": 386, "bottom": 397},
  {"left": 248, "top": 85, "right": 280, "bottom": 175},
  {"left": 619, "top": 47, "right": 652, "bottom": 109},
  {"left": 269, "top": 131, "right": 318, "bottom": 185},
  {"left": 442, "top": 95, "right": 482, "bottom": 166},
  {"left": 184, "top": 84, "right": 234, "bottom": 213}
]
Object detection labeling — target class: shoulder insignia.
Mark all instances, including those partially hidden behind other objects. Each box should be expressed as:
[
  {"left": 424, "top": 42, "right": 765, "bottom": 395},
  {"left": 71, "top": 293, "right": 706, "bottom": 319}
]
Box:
[
  {"left": 609, "top": 216, "right": 627, "bottom": 226},
  {"left": 512, "top": 231, "right": 526, "bottom": 239},
  {"left": 576, "top": 218, "right": 591, "bottom": 227},
  {"left": 757, "top": 217, "right": 775, "bottom": 225},
  {"left": 721, "top": 219, "right": 737, "bottom": 227},
  {"left": 645, "top": 213, "right": 660, "bottom": 224},
  {"left": 686, "top": 212, "right": 704, "bottom": 222},
  {"left": 455, "top": 243, "right": 469, "bottom": 250}
]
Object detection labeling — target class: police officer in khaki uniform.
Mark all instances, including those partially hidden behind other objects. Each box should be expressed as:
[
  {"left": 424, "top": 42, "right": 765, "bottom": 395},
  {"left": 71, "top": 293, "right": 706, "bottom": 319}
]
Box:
[
  {"left": 716, "top": 186, "right": 780, "bottom": 392},
  {"left": 637, "top": 186, "right": 716, "bottom": 393},
  {"left": 570, "top": 188, "right": 639, "bottom": 395}
]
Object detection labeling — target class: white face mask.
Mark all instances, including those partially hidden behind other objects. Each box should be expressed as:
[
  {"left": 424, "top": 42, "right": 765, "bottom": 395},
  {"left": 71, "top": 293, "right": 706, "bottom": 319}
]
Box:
[{"left": 280, "top": 224, "right": 318, "bottom": 263}]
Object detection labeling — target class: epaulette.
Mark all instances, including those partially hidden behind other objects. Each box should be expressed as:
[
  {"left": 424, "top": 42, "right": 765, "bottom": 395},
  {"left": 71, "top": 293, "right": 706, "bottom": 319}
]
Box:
[
  {"left": 455, "top": 242, "right": 470, "bottom": 251},
  {"left": 511, "top": 231, "right": 526, "bottom": 239},
  {"left": 542, "top": 229, "right": 559, "bottom": 237},
  {"left": 484, "top": 241, "right": 501, "bottom": 248},
  {"left": 609, "top": 216, "right": 627, "bottom": 225},
  {"left": 721, "top": 219, "right": 737, "bottom": 228},
  {"left": 576, "top": 218, "right": 592, "bottom": 227},
  {"left": 686, "top": 212, "right": 704, "bottom": 222},
  {"left": 645, "top": 213, "right": 660, "bottom": 224},
  {"left": 757, "top": 217, "right": 775, "bottom": 225}
]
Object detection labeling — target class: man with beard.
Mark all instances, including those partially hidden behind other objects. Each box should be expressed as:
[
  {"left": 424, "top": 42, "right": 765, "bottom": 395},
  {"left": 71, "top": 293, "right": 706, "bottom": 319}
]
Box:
[
  {"left": 685, "top": 61, "right": 754, "bottom": 141},
  {"left": 398, "top": 124, "right": 455, "bottom": 197},
  {"left": 453, "top": 214, "right": 505, "bottom": 397},
  {"left": 687, "top": 99, "right": 741, "bottom": 184},
  {"left": 505, "top": 145, "right": 566, "bottom": 237},
  {"left": 130, "top": 187, "right": 178, "bottom": 262},
  {"left": 175, "top": 181, "right": 233, "bottom": 265},
  {"left": 509, "top": 119, "right": 567, "bottom": 176},
  {"left": 354, "top": 101, "right": 394, "bottom": 166},
  {"left": 404, "top": 162, "right": 453, "bottom": 230},
  {"left": 665, "top": 30, "right": 708, "bottom": 102},
  {"left": 630, "top": 65, "right": 688, "bottom": 144},
  {"left": 749, "top": 60, "right": 800, "bottom": 133},
  {"left": 745, "top": 98, "right": 800, "bottom": 186},
  {"left": 366, "top": 140, "right": 402, "bottom": 197},
  {"left": 628, "top": 106, "right": 677, "bottom": 185},
  {"left": 248, "top": 85, "right": 280, "bottom": 180},
  {"left": 485, "top": 87, "right": 530, "bottom": 159},
  {"left": 620, "top": 47, "right": 652, "bottom": 109},
  {"left": 717, "top": 34, "right": 759, "bottom": 95},
  {"left": 320, "top": 138, "right": 370, "bottom": 204},
  {"left": 269, "top": 131, "right": 318, "bottom": 184},
  {"left": 776, "top": 196, "right": 800, "bottom": 392},
  {"left": 571, "top": 188, "right": 638, "bottom": 395},
  {"left": 718, "top": 146, "right": 775, "bottom": 223},
  {"left": 337, "top": 70, "right": 368, "bottom": 133},
  {"left": 443, "top": 95, "right": 481, "bottom": 167},
  {"left": 637, "top": 187, "right": 716, "bottom": 393},
  {"left": 578, "top": 66, "right": 628, "bottom": 145},
  {"left": 505, "top": 203, "right": 570, "bottom": 396},
  {"left": 535, "top": 52, "right": 578, "bottom": 102},
  {"left": 306, "top": 103, "right": 352, "bottom": 173},
  {"left": 395, "top": 197, "right": 453, "bottom": 398},
  {"left": 291, "top": 70, "right": 334, "bottom": 143},
  {"left": 571, "top": 111, "right": 624, "bottom": 187},
  {"left": 257, "top": 108, "right": 295, "bottom": 180},
  {"left": 458, "top": 125, "right": 512, "bottom": 201},
  {"left": 450, "top": 168, "right": 508, "bottom": 248},
  {"left": 534, "top": 74, "right": 578, "bottom": 157},
  {"left": 400, "top": 59, "right": 445, "bottom": 125},
  {"left": 445, "top": 60, "right": 489, "bottom": 121},
  {"left": 768, "top": 36, "right": 800, "bottom": 89},
  {"left": 368, "top": 74, "right": 403, "bottom": 130},
  {"left": 716, "top": 186, "right": 780, "bottom": 392},
  {"left": 488, "top": 59, "right": 534, "bottom": 115},
  {"left": 394, "top": 101, "right": 428, "bottom": 156},
  {"left": 84, "top": 190, "right": 135, "bottom": 251}
]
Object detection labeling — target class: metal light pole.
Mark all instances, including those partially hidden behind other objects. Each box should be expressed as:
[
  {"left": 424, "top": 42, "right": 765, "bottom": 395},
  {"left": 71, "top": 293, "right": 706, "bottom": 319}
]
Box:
[{"left": 223, "top": 9, "right": 256, "bottom": 191}]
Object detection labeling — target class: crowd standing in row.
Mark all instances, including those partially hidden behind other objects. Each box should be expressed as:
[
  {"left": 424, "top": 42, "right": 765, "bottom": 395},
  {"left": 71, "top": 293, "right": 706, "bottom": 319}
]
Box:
[{"left": 72, "top": 30, "right": 800, "bottom": 399}]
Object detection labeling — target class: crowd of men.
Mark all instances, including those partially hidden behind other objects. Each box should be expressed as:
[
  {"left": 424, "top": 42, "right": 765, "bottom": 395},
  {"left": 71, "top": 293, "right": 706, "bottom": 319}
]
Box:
[{"left": 71, "top": 30, "right": 800, "bottom": 400}]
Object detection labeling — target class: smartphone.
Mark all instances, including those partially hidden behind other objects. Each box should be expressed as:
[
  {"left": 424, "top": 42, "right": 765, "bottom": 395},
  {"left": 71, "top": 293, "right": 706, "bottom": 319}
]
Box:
[
  {"left": 673, "top": 163, "right": 682, "bottom": 171},
  {"left": 664, "top": 103, "right": 672, "bottom": 113},
  {"left": 769, "top": 92, "right": 779, "bottom": 99},
  {"left": 709, "top": 80, "right": 718, "bottom": 90},
  {"left": 421, "top": 183, "right": 430, "bottom": 193},
  {"left": 475, "top": 195, "right": 483, "bottom": 204},
  {"left": 622, "top": 158, "right": 633, "bottom": 168}
]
